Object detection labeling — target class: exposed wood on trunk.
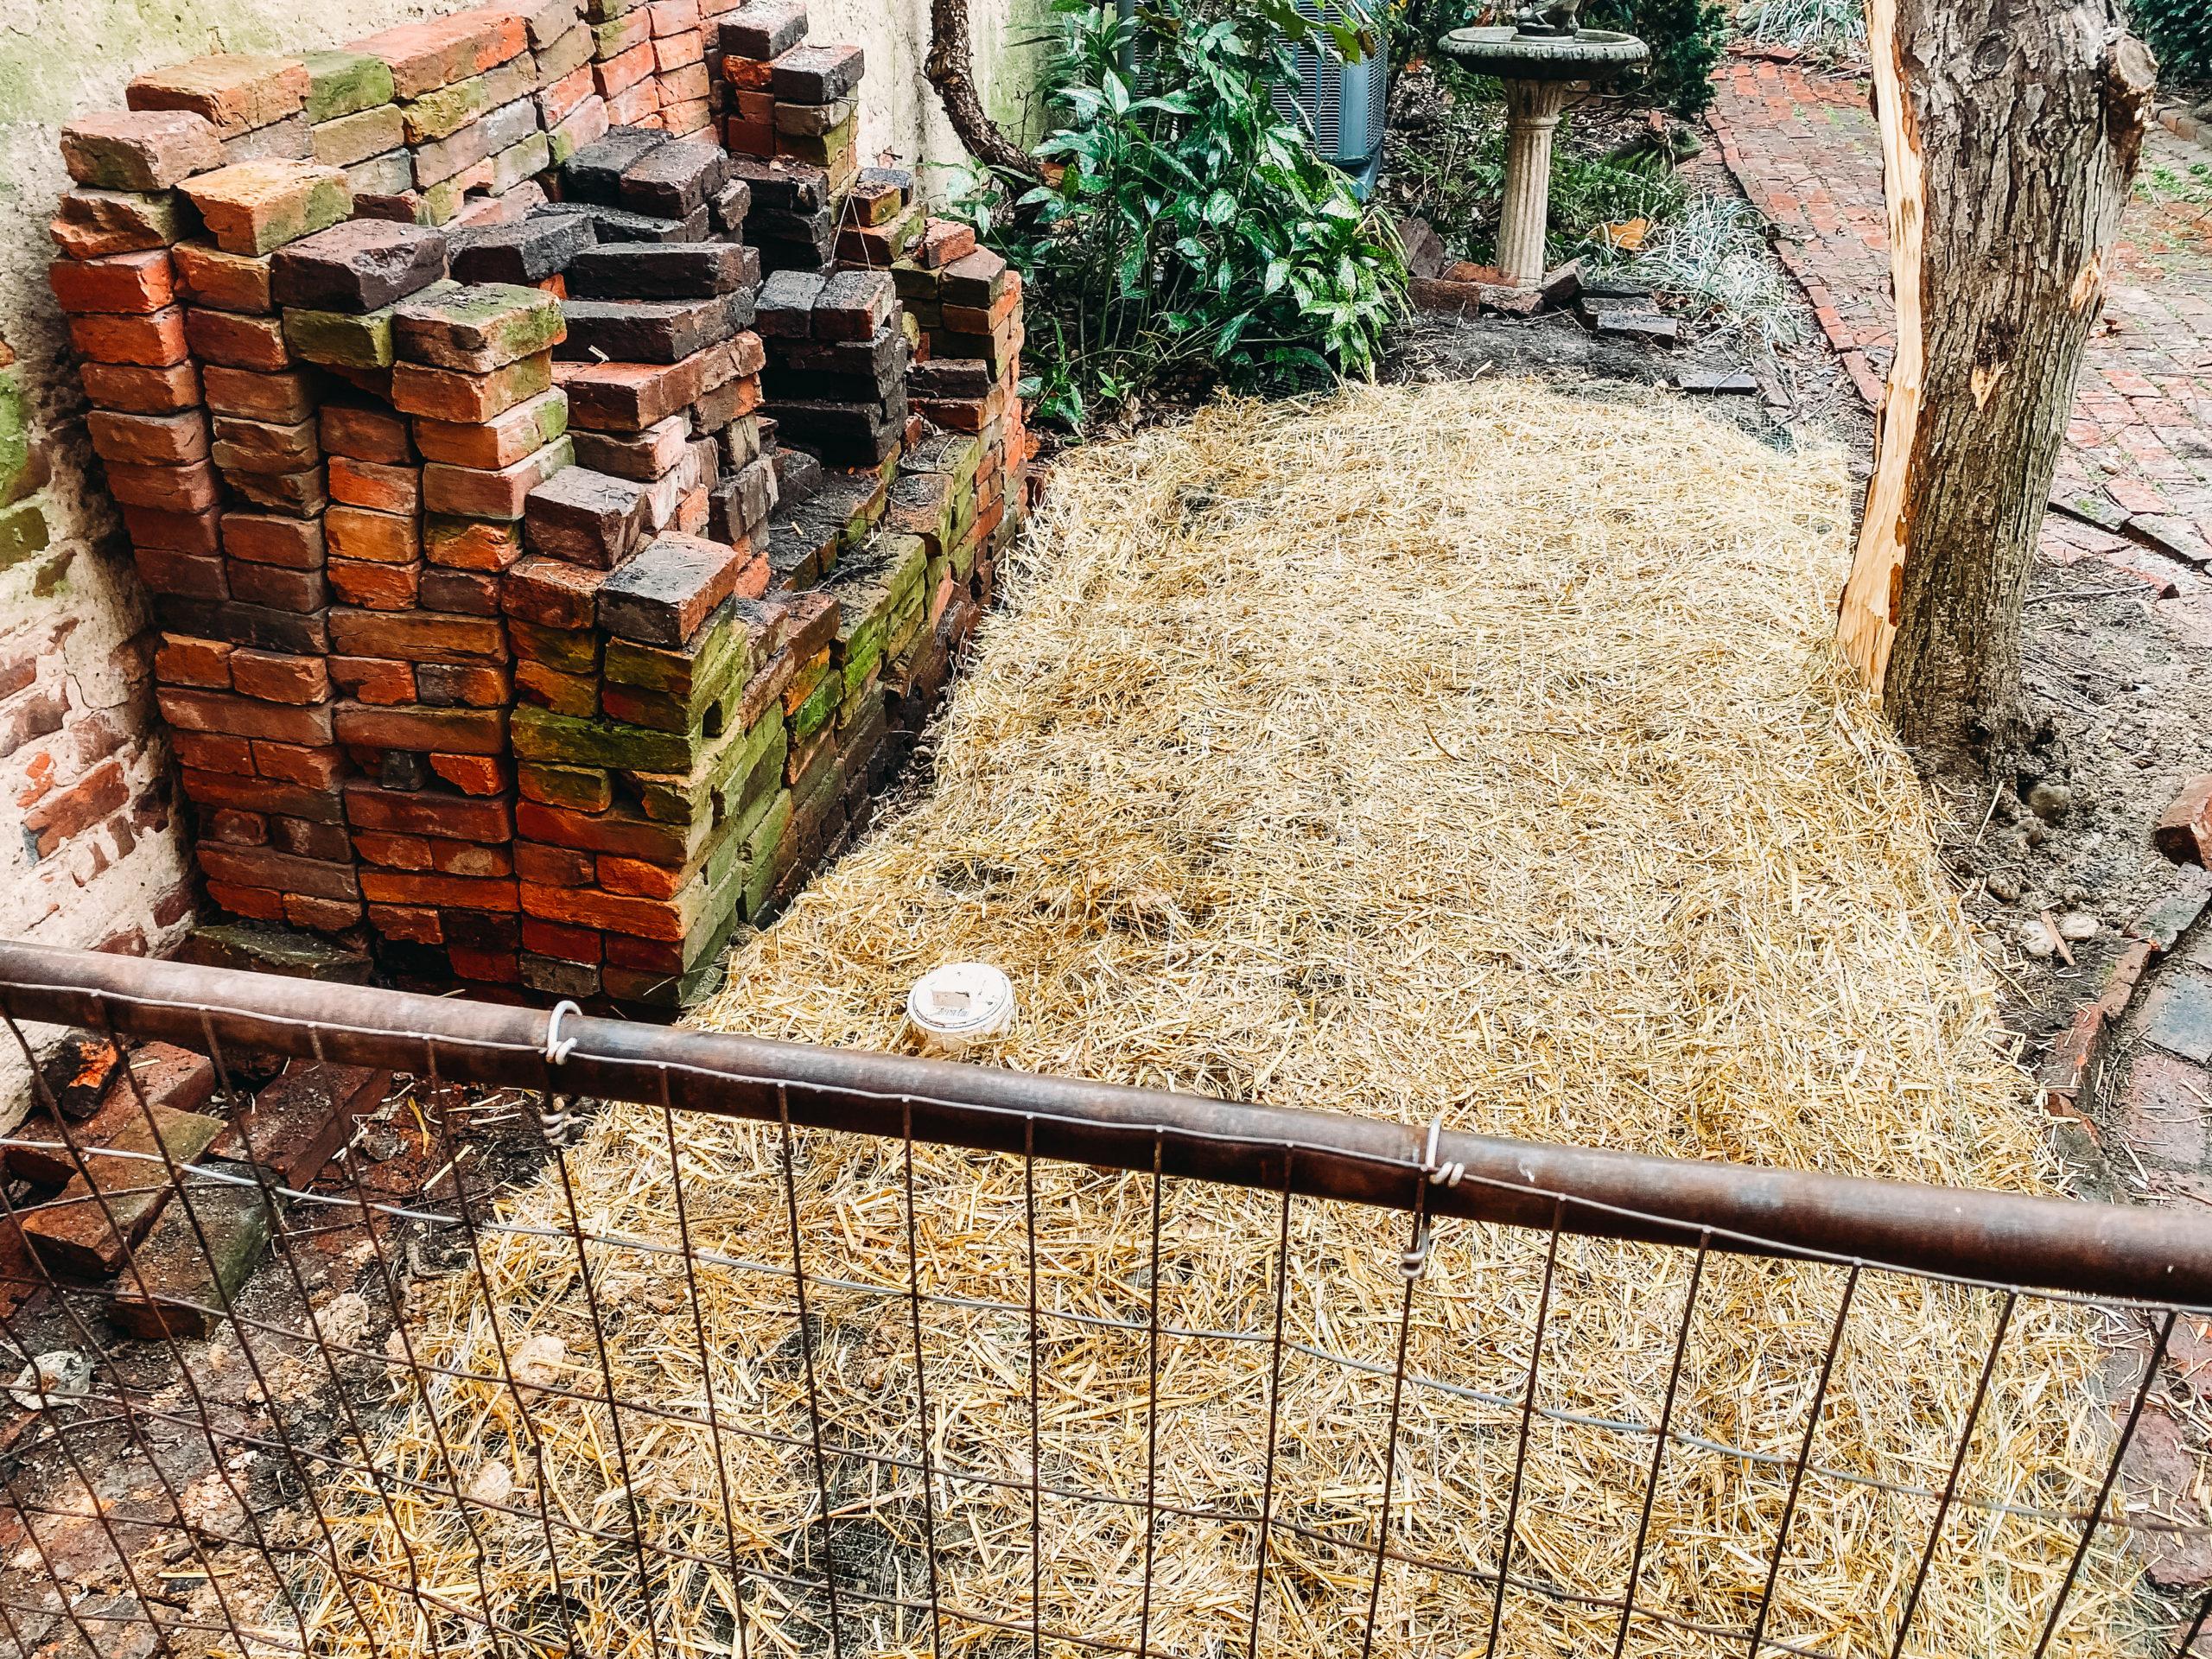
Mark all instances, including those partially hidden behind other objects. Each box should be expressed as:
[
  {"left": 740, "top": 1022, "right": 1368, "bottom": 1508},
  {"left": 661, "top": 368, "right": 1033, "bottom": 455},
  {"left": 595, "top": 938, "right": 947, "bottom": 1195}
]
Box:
[
  {"left": 926, "top": 0, "right": 1046, "bottom": 183},
  {"left": 1834, "top": 0, "right": 2156, "bottom": 773}
]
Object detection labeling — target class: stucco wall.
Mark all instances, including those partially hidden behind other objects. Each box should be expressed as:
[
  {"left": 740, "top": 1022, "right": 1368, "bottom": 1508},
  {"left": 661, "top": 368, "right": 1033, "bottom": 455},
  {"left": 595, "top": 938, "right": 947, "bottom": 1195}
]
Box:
[{"left": 0, "top": 0, "right": 1046, "bottom": 1103}]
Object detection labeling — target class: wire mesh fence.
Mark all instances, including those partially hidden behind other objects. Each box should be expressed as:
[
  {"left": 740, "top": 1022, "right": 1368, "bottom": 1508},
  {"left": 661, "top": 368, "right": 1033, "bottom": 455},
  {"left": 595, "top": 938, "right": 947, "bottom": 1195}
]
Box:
[{"left": 0, "top": 942, "right": 2202, "bottom": 1659}]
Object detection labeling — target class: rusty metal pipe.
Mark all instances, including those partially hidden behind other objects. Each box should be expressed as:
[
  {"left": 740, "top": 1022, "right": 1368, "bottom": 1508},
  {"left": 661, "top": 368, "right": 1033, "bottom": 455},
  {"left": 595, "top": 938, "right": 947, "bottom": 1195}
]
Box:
[{"left": 0, "top": 939, "right": 2203, "bottom": 1304}]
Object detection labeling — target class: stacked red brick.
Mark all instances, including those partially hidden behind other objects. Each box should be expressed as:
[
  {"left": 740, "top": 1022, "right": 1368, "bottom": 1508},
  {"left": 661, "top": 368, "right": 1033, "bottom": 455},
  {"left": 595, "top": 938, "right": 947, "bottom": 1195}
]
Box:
[
  {"left": 586, "top": 0, "right": 725, "bottom": 137},
  {"left": 52, "top": 61, "right": 369, "bottom": 935},
  {"left": 715, "top": 3, "right": 852, "bottom": 273},
  {"left": 57, "top": 0, "right": 1035, "bottom": 1007},
  {"left": 315, "top": 270, "right": 569, "bottom": 988},
  {"left": 896, "top": 230, "right": 1027, "bottom": 581}
]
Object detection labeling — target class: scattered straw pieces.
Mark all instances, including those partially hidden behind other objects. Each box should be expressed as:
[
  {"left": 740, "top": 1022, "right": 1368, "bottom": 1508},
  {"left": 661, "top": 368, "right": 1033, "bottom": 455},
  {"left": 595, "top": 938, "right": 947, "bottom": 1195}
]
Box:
[{"left": 302, "top": 382, "right": 2149, "bottom": 1659}]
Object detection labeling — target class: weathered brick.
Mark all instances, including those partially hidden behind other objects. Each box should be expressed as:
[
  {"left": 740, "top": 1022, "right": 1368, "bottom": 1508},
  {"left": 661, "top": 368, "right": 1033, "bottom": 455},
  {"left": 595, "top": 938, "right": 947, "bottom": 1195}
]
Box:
[
  {"left": 327, "top": 557, "right": 421, "bottom": 610},
  {"left": 571, "top": 410, "right": 690, "bottom": 480},
  {"left": 553, "top": 353, "right": 707, "bottom": 429},
  {"left": 222, "top": 512, "right": 326, "bottom": 569},
  {"left": 88, "top": 409, "right": 209, "bottom": 467},
  {"left": 181, "top": 159, "right": 350, "bottom": 257},
  {"left": 210, "top": 413, "right": 320, "bottom": 474},
  {"left": 330, "top": 655, "right": 418, "bottom": 704},
  {"left": 394, "top": 282, "right": 565, "bottom": 372},
  {"left": 60, "top": 110, "right": 224, "bottom": 191},
  {"left": 413, "top": 387, "right": 570, "bottom": 470},
  {"left": 558, "top": 296, "right": 729, "bottom": 364},
  {"left": 127, "top": 54, "right": 312, "bottom": 137},
  {"left": 230, "top": 647, "right": 329, "bottom": 704},
  {"left": 522, "top": 467, "right": 648, "bottom": 567},
  {"left": 450, "top": 216, "right": 594, "bottom": 291},
  {"left": 425, "top": 514, "right": 526, "bottom": 572},
  {"left": 79, "top": 360, "right": 202, "bottom": 415},
  {"left": 717, "top": 1, "right": 808, "bottom": 60},
  {"left": 507, "top": 555, "right": 620, "bottom": 631},
  {"left": 226, "top": 464, "right": 328, "bottom": 518},
  {"left": 320, "top": 402, "right": 415, "bottom": 462},
  {"left": 157, "top": 684, "right": 334, "bottom": 743},
  {"left": 219, "top": 556, "right": 326, "bottom": 613},
  {"left": 302, "top": 48, "right": 397, "bottom": 123},
  {"left": 68, "top": 306, "right": 188, "bottom": 367},
  {"left": 429, "top": 752, "right": 510, "bottom": 794},
  {"left": 185, "top": 306, "right": 292, "bottom": 371},
  {"left": 312, "top": 103, "right": 408, "bottom": 168},
  {"left": 423, "top": 435, "right": 575, "bottom": 521},
  {"left": 337, "top": 687, "right": 508, "bottom": 749},
  {"left": 48, "top": 249, "right": 177, "bottom": 316},
  {"left": 123, "top": 502, "right": 222, "bottom": 555},
  {"left": 107, "top": 458, "right": 220, "bottom": 512},
  {"left": 325, "top": 455, "right": 420, "bottom": 512},
  {"left": 281, "top": 300, "right": 404, "bottom": 370},
  {"left": 50, "top": 188, "right": 188, "bottom": 260},
  {"left": 329, "top": 607, "right": 508, "bottom": 662},
  {"left": 390, "top": 352, "right": 554, "bottom": 421},
  {"left": 174, "top": 241, "right": 274, "bottom": 313},
  {"left": 201, "top": 365, "right": 315, "bottom": 422},
  {"left": 598, "top": 531, "right": 746, "bottom": 645},
  {"left": 353, "top": 12, "right": 529, "bottom": 101},
  {"left": 155, "top": 633, "right": 234, "bottom": 688},
  {"left": 271, "top": 219, "right": 448, "bottom": 311}
]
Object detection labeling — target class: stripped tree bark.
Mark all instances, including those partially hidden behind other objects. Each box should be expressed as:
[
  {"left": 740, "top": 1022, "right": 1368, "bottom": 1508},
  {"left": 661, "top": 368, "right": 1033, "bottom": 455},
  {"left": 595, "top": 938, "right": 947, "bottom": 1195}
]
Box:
[
  {"left": 926, "top": 0, "right": 1046, "bottom": 183},
  {"left": 1834, "top": 0, "right": 2157, "bottom": 775}
]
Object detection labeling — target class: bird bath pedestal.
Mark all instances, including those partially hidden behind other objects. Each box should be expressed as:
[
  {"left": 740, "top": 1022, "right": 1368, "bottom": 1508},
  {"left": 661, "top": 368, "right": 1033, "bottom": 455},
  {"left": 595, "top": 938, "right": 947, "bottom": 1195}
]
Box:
[{"left": 1435, "top": 23, "right": 1649, "bottom": 291}]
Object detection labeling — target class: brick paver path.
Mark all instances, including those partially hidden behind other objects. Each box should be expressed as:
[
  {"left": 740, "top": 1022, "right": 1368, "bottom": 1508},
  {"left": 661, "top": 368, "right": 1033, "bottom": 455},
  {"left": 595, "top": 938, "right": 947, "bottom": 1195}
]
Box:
[{"left": 1710, "top": 54, "right": 2212, "bottom": 567}]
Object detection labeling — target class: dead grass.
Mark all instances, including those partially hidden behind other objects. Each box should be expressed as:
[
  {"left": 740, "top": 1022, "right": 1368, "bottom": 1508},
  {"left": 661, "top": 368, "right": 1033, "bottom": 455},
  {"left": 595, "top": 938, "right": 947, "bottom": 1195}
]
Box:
[{"left": 296, "top": 381, "right": 2153, "bottom": 1659}]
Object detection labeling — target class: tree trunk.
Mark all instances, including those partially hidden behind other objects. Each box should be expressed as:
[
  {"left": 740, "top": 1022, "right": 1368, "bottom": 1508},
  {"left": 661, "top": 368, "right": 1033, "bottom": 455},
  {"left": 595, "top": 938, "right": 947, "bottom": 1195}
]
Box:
[
  {"left": 1834, "top": 0, "right": 2156, "bottom": 775},
  {"left": 926, "top": 0, "right": 1046, "bottom": 183}
]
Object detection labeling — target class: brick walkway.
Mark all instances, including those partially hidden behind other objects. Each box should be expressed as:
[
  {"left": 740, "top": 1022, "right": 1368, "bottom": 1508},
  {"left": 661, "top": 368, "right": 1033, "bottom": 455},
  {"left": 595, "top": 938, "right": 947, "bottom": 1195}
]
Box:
[
  {"left": 1710, "top": 55, "right": 2212, "bottom": 569},
  {"left": 1712, "top": 51, "right": 2212, "bottom": 1611}
]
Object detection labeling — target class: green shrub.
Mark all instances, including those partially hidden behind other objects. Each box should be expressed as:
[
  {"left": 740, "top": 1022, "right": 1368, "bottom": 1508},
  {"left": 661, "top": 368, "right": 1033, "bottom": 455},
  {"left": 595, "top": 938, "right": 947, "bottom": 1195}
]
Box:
[
  {"left": 1382, "top": 66, "right": 1685, "bottom": 264},
  {"left": 1583, "top": 0, "right": 1728, "bottom": 117},
  {"left": 965, "top": 0, "right": 1405, "bottom": 430},
  {"left": 2132, "top": 0, "right": 2212, "bottom": 85}
]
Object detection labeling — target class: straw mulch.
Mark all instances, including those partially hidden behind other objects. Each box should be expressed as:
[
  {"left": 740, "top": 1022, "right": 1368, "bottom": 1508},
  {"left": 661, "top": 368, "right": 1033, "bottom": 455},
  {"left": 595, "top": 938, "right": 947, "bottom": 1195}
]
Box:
[{"left": 299, "top": 382, "right": 2155, "bottom": 1659}]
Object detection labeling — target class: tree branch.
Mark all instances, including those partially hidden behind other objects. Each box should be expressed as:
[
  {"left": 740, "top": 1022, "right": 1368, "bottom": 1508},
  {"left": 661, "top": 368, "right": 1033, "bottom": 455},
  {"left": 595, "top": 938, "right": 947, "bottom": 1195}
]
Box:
[{"left": 927, "top": 0, "right": 1046, "bottom": 182}]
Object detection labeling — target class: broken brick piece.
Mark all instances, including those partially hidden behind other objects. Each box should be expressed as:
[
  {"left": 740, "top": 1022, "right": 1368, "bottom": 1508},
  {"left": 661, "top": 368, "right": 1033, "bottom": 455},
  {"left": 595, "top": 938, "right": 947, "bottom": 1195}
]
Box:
[
  {"left": 6, "top": 1044, "right": 216, "bottom": 1187},
  {"left": 270, "top": 219, "right": 449, "bottom": 311},
  {"left": 17, "top": 1102, "right": 228, "bottom": 1279},
  {"left": 2157, "top": 777, "right": 2212, "bottom": 868}
]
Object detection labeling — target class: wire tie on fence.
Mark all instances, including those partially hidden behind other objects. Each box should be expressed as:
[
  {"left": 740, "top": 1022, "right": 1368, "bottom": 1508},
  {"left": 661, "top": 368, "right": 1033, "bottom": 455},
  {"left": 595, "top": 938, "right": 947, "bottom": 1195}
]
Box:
[
  {"left": 544, "top": 1000, "right": 582, "bottom": 1066},
  {"left": 1421, "top": 1116, "right": 1465, "bottom": 1188},
  {"left": 1400, "top": 1227, "right": 1433, "bottom": 1282}
]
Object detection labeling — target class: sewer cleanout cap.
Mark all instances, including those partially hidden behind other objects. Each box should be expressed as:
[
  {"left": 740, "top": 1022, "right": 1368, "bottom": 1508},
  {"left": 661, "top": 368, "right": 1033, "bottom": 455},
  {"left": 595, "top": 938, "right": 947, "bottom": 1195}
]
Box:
[{"left": 906, "top": 963, "right": 1016, "bottom": 1053}]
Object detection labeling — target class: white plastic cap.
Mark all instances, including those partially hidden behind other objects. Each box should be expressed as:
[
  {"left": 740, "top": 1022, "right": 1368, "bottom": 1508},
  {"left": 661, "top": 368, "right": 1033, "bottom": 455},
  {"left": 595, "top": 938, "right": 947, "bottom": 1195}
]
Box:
[{"left": 906, "top": 963, "right": 1016, "bottom": 1053}]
